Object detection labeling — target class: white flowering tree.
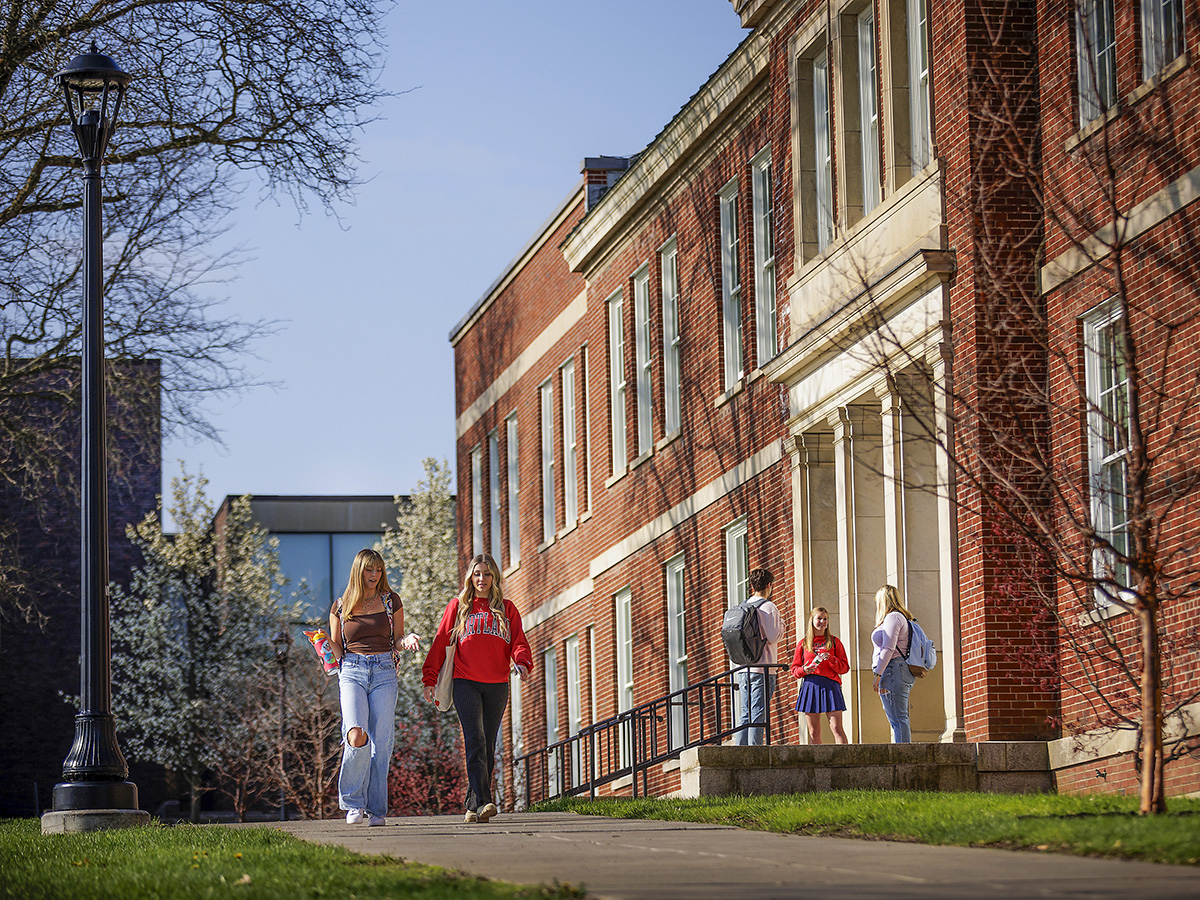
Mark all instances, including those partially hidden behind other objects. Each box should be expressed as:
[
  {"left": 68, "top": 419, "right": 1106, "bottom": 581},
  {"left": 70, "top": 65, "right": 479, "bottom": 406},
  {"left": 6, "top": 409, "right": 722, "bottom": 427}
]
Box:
[{"left": 110, "top": 466, "right": 288, "bottom": 821}]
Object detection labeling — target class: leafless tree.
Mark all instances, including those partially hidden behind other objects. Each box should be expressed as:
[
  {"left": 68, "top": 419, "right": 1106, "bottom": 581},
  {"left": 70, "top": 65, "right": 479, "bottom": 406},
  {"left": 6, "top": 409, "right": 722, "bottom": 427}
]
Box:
[{"left": 0, "top": 0, "right": 392, "bottom": 619}]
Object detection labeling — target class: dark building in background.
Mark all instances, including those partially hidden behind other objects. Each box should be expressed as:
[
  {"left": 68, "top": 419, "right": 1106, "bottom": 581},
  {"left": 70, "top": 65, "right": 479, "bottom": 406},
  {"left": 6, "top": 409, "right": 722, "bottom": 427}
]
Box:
[
  {"left": 213, "top": 495, "right": 404, "bottom": 627},
  {"left": 0, "top": 360, "right": 163, "bottom": 817}
]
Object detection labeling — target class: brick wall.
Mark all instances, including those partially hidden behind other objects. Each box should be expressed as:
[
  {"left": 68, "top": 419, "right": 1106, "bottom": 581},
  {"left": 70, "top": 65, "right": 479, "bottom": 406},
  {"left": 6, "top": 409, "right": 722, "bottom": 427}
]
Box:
[{"left": 0, "top": 360, "right": 164, "bottom": 817}]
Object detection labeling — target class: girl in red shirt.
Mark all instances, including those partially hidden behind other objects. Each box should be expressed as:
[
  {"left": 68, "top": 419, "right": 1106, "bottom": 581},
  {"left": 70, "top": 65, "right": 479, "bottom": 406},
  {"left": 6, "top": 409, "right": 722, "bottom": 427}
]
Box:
[
  {"left": 423, "top": 554, "right": 532, "bottom": 823},
  {"left": 790, "top": 606, "right": 850, "bottom": 744}
]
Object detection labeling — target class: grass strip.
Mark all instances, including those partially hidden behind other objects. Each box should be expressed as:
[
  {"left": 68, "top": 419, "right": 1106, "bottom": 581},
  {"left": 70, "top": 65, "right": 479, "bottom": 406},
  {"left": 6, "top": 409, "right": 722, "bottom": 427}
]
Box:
[
  {"left": 536, "top": 791, "right": 1200, "bottom": 866},
  {"left": 0, "top": 818, "right": 584, "bottom": 900}
]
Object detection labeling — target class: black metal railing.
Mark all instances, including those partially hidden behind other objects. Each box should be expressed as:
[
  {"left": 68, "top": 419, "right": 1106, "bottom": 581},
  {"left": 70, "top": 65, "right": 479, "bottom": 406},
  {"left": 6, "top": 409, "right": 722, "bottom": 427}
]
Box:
[{"left": 513, "top": 664, "right": 791, "bottom": 807}]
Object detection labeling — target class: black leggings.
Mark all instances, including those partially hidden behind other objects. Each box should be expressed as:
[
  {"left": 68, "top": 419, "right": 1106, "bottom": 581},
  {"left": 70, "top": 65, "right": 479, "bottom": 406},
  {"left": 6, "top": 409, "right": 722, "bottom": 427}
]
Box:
[{"left": 453, "top": 678, "right": 509, "bottom": 812}]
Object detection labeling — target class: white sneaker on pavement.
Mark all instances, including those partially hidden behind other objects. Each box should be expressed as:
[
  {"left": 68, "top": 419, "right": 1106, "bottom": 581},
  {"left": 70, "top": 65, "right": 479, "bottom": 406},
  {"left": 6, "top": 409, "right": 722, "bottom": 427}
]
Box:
[
  {"left": 345, "top": 809, "right": 363, "bottom": 825},
  {"left": 368, "top": 816, "right": 386, "bottom": 827}
]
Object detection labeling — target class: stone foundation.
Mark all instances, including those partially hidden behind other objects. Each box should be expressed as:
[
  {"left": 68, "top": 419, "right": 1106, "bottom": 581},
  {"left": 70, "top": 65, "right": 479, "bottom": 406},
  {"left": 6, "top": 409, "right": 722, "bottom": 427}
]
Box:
[{"left": 678, "top": 742, "right": 1053, "bottom": 798}]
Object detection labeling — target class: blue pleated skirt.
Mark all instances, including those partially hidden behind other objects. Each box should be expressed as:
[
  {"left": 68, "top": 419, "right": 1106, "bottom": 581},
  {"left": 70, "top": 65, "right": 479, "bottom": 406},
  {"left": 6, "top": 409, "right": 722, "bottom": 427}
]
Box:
[{"left": 794, "top": 673, "right": 846, "bottom": 714}]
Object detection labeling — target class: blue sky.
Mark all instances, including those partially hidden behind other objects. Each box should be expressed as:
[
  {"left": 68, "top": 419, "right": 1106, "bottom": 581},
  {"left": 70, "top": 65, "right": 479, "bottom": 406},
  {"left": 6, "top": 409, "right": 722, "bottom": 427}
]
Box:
[{"left": 161, "top": 1, "right": 747, "bottom": 525}]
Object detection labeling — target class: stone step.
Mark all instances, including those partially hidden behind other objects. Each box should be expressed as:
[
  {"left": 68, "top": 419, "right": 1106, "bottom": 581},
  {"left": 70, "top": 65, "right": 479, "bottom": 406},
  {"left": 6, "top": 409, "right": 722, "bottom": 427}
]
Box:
[{"left": 679, "top": 741, "right": 1053, "bottom": 797}]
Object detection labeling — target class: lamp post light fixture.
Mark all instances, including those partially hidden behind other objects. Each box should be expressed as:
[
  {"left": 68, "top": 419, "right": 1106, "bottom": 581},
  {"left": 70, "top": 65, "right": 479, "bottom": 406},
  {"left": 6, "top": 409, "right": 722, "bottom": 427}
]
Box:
[
  {"left": 272, "top": 629, "right": 292, "bottom": 822},
  {"left": 41, "top": 45, "right": 149, "bottom": 834}
]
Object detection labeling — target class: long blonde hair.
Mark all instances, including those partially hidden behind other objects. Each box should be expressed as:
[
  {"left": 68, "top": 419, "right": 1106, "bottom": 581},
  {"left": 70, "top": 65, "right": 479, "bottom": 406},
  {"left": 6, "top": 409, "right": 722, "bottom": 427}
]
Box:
[
  {"left": 804, "top": 606, "right": 837, "bottom": 654},
  {"left": 874, "top": 584, "right": 912, "bottom": 626},
  {"left": 453, "top": 553, "right": 508, "bottom": 640},
  {"left": 338, "top": 548, "right": 393, "bottom": 618}
]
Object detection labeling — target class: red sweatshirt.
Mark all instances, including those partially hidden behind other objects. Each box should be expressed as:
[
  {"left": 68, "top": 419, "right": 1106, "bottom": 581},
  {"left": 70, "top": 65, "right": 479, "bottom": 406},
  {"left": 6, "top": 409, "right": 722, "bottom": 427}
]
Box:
[
  {"left": 421, "top": 596, "right": 534, "bottom": 685},
  {"left": 790, "top": 635, "right": 850, "bottom": 684}
]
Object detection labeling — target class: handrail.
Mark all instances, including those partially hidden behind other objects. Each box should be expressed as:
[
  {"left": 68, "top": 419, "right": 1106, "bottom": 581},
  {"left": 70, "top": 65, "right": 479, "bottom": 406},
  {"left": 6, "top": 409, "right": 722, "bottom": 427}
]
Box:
[{"left": 513, "top": 663, "right": 792, "bottom": 807}]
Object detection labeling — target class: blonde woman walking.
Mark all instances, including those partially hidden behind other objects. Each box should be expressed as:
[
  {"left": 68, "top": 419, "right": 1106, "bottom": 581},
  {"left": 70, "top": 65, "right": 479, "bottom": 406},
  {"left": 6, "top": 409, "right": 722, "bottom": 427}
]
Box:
[{"left": 422, "top": 554, "right": 533, "bottom": 824}]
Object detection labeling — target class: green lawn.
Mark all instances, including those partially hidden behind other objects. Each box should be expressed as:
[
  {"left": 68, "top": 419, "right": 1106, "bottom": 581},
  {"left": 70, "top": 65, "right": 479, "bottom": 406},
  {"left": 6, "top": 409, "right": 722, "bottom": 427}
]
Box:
[
  {"left": 0, "top": 819, "right": 584, "bottom": 900},
  {"left": 536, "top": 791, "right": 1200, "bottom": 866}
]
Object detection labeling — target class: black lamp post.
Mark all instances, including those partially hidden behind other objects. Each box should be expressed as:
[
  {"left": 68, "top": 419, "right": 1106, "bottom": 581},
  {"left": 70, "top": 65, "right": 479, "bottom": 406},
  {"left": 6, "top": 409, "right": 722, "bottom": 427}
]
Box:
[
  {"left": 42, "top": 46, "right": 148, "bottom": 834},
  {"left": 272, "top": 629, "right": 292, "bottom": 822}
]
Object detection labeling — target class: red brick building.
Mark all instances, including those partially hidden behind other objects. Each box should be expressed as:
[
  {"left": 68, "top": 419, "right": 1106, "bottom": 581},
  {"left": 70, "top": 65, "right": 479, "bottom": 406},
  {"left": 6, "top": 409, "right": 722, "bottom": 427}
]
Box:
[{"left": 451, "top": 0, "right": 1200, "bottom": 800}]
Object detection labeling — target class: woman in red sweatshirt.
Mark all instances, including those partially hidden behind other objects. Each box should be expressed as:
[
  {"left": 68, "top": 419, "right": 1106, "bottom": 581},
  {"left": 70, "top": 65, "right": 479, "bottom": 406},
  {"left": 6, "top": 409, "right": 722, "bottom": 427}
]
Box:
[
  {"left": 790, "top": 606, "right": 850, "bottom": 744},
  {"left": 423, "top": 553, "right": 533, "bottom": 823}
]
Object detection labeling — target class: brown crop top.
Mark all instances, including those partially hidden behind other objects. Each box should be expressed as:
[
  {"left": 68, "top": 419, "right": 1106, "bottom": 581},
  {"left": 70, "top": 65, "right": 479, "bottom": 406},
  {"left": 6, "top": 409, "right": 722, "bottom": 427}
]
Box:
[{"left": 341, "top": 610, "right": 392, "bottom": 655}]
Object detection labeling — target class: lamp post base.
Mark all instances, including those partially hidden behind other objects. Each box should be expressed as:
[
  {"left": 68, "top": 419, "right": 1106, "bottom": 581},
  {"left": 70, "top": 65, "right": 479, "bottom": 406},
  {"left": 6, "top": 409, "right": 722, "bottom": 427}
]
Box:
[
  {"left": 41, "top": 807, "right": 150, "bottom": 834},
  {"left": 41, "top": 780, "right": 149, "bottom": 833}
]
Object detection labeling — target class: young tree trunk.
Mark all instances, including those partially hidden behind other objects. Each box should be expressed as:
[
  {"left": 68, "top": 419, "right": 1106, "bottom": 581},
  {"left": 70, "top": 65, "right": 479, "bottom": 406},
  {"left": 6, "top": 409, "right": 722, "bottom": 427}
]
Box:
[{"left": 1139, "top": 603, "right": 1166, "bottom": 814}]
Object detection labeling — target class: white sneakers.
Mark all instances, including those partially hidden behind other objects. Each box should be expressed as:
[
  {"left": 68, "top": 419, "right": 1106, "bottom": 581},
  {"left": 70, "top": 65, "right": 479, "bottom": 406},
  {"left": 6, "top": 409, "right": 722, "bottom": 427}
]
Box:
[
  {"left": 477, "top": 802, "right": 498, "bottom": 823},
  {"left": 346, "top": 809, "right": 385, "bottom": 825}
]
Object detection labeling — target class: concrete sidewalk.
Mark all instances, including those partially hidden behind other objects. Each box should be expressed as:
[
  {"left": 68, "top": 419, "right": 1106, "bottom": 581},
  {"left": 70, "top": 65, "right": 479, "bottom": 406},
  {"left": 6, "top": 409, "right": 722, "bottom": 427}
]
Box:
[{"left": 247, "top": 811, "right": 1200, "bottom": 900}]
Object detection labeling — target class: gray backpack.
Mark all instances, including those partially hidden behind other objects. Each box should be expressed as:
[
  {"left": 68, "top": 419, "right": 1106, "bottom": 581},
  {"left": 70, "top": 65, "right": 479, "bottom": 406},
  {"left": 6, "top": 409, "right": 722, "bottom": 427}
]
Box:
[{"left": 721, "top": 598, "right": 767, "bottom": 665}]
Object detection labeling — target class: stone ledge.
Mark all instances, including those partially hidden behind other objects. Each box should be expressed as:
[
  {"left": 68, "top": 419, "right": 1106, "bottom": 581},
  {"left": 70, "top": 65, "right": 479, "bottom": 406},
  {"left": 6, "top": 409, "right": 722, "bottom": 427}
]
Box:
[{"left": 680, "top": 742, "right": 1053, "bottom": 798}]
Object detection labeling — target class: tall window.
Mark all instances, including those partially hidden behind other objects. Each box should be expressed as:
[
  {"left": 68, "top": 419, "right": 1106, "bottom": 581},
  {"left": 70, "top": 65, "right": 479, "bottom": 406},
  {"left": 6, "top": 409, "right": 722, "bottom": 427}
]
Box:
[
  {"left": 488, "top": 431, "right": 501, "bottom": 561},
  {"left": 608, "top": 291, "right": 627, "bottom": 474},
  {"left": 614, "top": 587, "right": 633, "bottom": 766},
  {"left": 724, "top": 518, "right": 749, "bottom": 611},
  {"left": 1142, "top": 0, "right": 1185, "bottom": 80},
  {"left": 665, "top": 554, "right": 688, "bottom": 749},
  {"left": 1084, "top": 302, "right": 1132, "bottom": 605},
  {"left": 470, "top": 445, "right": 483, "bottom": 557},
  {"left": 544, "top": 645, "right": 560, "bottom": 794},
  {"left": 581, "top": 344, "right": 593, "bottom": 511},
  {"left": 506, "top": 413, "right": 520, "bottom": 568},
  {"left": 509, "top": 668, "right": 524, "bottom": 808},
  {"left": 813, "top": 49, "right": 834, "bottom": 250},
  {"left": 561, "top": 358, "right": 578, "bottom": 528},
  {"left": 719, "top": 179, "right": 744, "bottom": 390},
  {"left": 723, "top": 518, "right": 749, "bottom": 723},
  {"left": 908, "top": 0, "right": 932, "bottom": 167},
  {"left": 633, "top": 266, "right": 653, "bottom": 455},
  {"left": 661, "top": 238, "right": 682, "bottom": 435},
  {"left": 565, "top": 634, "right": 582, "bottom": 786},
  {"left": 751, "top": 148, "right": 777, "bottom": 366},
  {"left": 540, "top": 379, "right": 555, "bottom": 543},
  {"left": 1077, "top": 0, "right": 1117, "bottom": 126},
  {"left": 858, "top": 8, "right": 881, "bottom": 214}
]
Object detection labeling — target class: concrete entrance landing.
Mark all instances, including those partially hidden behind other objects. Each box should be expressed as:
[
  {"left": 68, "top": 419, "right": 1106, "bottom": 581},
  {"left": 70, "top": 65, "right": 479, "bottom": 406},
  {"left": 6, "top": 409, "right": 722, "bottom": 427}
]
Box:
[{"left": 680, "top": 742, "right": 1053, "bottom": 797}]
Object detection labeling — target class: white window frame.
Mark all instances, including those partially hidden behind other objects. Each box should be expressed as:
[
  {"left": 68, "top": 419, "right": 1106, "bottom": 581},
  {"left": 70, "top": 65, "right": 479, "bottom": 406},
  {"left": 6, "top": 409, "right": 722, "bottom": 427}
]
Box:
[
  {"left": 540, "top": 379, "right": 555, "bottom": 544},
  {"left": 751, "top": 148, "right": 777, "bottom": 367},
  {"left": 1142, "top": 0, "right": 1185, "bottom": 80},
  {"left": 470, "top": 444, "right": 483, "bottom": 557},
  {"left": 719, "top": 179, "right": 744, "bottom": 390},
  {"left": 1084, "top": 301, "right": 1132, "bottom": 607},
  {"left": 660, "top": 237, "right": 682, "bottom": 436},
  {"left": 608, "top": 290, "right": 628, "bottom": 474},
  {"left": 1077, "top": 0, "right": 1117, "bottom": 126},
  {"left": 614, "top": 586, "right": 633, "bottom": 766},
  {"left": 665, "top": 554, "right": 688, "bottom": 749},
  {"left": 510, "top": 668, "right": 525, "bottom": 810},
  {"left": 724, "top": 517, "right": 749, "bottom": 723},
  {"left": 544, "top": 645, "right": 560, "bottom": 795},
  {"left": 582, "top": 344, "right": 593, "bottom": 512},
  {"left": 561, "top": 358, "right": 578, "bottom": 528},
  {"left": 506, "top": 413, "right": 520, "bottom": 568},
  {"left": 908, "top": 0, "right": 932, "bottom": 168},
  {"left": 633, "top": 264, "right": 653, "bottom": 455},
  {"left": 813, "top": 49, "right": 834, "bottom": 250},
  {"left": 724, "top": 517, "right": 749, "bottom": 612},
  {"left": 858, "top": 8, "right": 881, "bottom": 214},
  {"left": 488, "top": 431, "right": 501, "bottom": 561},
  {"left": 565, "top": 633, "right": 582, "bottom": 786}
]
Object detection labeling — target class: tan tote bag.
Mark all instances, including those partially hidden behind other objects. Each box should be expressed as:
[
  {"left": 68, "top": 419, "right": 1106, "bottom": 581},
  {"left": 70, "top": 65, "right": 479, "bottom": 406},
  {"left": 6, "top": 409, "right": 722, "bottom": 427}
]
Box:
[{"left": 433, "top": 639, "right": 455, "bottom": 713}]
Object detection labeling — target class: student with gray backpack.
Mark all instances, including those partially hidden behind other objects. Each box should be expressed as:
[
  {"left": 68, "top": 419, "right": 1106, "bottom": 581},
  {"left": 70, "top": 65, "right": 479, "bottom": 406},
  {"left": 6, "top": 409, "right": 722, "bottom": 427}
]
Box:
[{"left": 722, "top": 567, "right": 783, "bottom": 746}]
